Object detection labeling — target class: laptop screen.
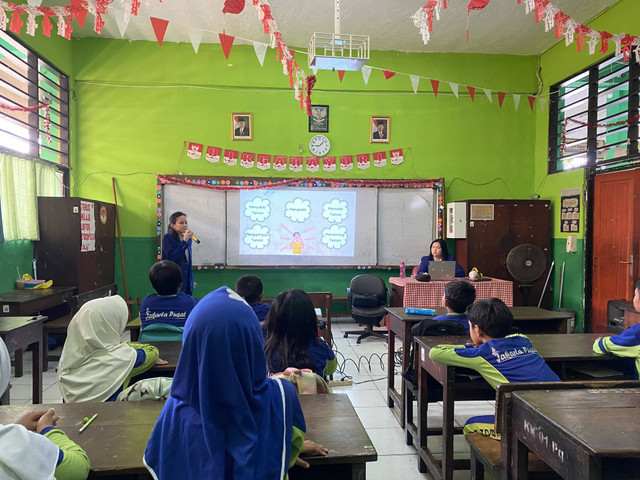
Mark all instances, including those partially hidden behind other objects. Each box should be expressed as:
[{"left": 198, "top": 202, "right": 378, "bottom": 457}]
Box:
[{"left": 428, "top": 261, "right": 456, "bottom": 281}]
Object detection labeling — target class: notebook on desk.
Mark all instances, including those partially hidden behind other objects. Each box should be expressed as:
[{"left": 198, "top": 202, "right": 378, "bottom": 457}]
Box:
[{"left": 428, "top": 261, "right": 456, "bottom": 281}]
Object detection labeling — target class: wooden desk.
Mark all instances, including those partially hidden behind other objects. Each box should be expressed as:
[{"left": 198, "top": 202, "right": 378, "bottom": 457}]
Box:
[
  {"left": 0, "top": 394, "right": 377, "bottom": 479},
  {"left": 0, "top": 286, "right": 75, "bottom": 375},
  {"left": 390, "top": 277, "right": 513, "bottom": 308},
  {"left": 130, "top": 341, "right": 182, "bottom": 381},
  {"left": 512, "top": 388, "right": 640, "bottom": 479},
  {"left": 415, "top": 333, "right": 630, "bottom": 480},
  {"left": 385, "top": 307, "right": 577, "bottom": 437},
  {"left": 0, "top": 316, "right": 45, "bottom": 404},
  {"left": 0, "top": 286, "right": 75, "bottom": 316}
]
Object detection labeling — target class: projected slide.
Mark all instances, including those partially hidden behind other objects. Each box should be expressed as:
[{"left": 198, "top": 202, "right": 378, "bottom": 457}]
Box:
[{"left": 239, "top": 189, "right": 356, "bottom": 257}]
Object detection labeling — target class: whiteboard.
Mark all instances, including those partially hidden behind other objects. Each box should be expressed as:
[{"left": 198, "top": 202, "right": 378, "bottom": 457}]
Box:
[
  {"left": 162, "top": 184, "right": 226, "bottom": 265},
  {"left": 161, "top": 181, "right": 437, "bottom": 267},
  {"left": 377, "top": 188, "right": 436, "bottom": 265}
]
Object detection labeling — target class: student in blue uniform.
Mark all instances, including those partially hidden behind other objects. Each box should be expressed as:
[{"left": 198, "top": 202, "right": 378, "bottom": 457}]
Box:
[
  {"left": 594, "top": 278, "right": 640, "bottom": 378},
  {"left": 235, "top": 274, "right": 271, "bottom": 323},
  {"left": 161, "top": 211, "right": 195, "bottom": 295},
  {"left": 58, "top": 296, "right": 167, "bottom": 403},
  {"left": 433, "top": 280, "right": 476, "bottom": 332},
  {"left": 140, "top": 260, "right": 198, "bottom": 330},
  {"left": 144, "top": 286, "right": 327, "bottom": 479},
  {"left": 263, "top": 289, "right": 337, "bottom": 378},
  {"left": 417, "top": 238, "right": 465, "bottom": 277},
  {"left": 429, "top": 298, "right": 560, "bottom": 438},
  {"left": 0, "top": 338, "right": 90, "bottom": 480}
]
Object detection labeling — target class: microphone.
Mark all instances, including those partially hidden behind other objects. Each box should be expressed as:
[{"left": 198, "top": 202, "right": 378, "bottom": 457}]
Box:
[{"left": 190, "top": 232, "right": 201, "bottom": 244}]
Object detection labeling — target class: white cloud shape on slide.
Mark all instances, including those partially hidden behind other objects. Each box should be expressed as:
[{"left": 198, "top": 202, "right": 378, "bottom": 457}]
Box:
[
  {"left": 285, "top": 197, "right": 311, "bottom": 223},
  {"left": 322, "top": 225, "right": 348, "bottom": 249},
  {"left": 243, "top": 225, "right": 270, "bottom": 249},
  {"left": 322, "top": 198, "right": 348, "bottom": 223},
  {"left": 244, "top": 197, "right": 271, "bottom": 222}
]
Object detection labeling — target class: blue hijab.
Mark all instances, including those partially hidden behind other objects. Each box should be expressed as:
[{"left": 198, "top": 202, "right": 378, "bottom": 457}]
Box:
[{"left": 144, "top": 287, "right": 305, "bottom": 479}]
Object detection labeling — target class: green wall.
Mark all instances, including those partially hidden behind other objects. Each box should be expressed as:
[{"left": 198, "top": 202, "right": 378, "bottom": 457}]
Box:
[
  {"left": 64, "top": 38, "right": 539, "bottom": 302},
  {"left": 534, "top": 0, "right": 639, "bottom": 331},
  {"left": 6, "top": 2, "right": 635, "bottom": 322}
]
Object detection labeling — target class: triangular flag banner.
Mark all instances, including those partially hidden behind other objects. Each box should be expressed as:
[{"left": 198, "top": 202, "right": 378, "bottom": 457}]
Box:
[
  {"left": 311, "top": 68, "right": 318, "bottom": 75},
  {"left": 483, "top": 88, "right": 492, "bottom": 103},
  {"left": 70, "top": 0, "right": 88, "bottom": 29},
  {"left": 252, "top": 41, "right": 267, "bottom": 66},
  {"left": 219, "top": 32, "right": 235, "bottom": 59},
  {"left": 27, "top": 0, "right": 42, "bottom": 5},
  {"left": 150, "top": 17, "right": 169, "bottom": 46},
  {"left": 383, "top": 70, "right": 396, "bottom": 80},
  {"left": 450, "top": 82, "right": 459, "bottom": 98},
  {"left": 410, "top": 75, "right": 420, "bottom": 94},
  {"left": 467, "top": 86, "right": 475, "bottom": 102},
  {"left": 498, "top": 91, "right": 506, "bottom": 108},
  {"left": 187, "top": 27, "right": 203, "bottom": 54},
  {"left": 114, "top": 9, "right": 129, "bottom": 38},
  {"left": 361, "top": 66, "right": 372, "bottom": 85},
  {"left": 539, "top": 98, "right": 547, "bottom": 111},
  {"left": 337, "top": 70, "right": 345, "bottom": 82},
  {"left": 528, "top": 96, "right": 536, "bottom": 111},
  {"left": 513, "top": 94, "right": 521, "bottom": 111},
  {"left": 430, "top": 79, "right": 440, "bottom": 98}
]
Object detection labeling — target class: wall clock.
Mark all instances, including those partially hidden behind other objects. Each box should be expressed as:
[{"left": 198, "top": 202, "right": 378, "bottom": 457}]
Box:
[{"left": 309, "top": 134, "right": 331, "bottom": 156}]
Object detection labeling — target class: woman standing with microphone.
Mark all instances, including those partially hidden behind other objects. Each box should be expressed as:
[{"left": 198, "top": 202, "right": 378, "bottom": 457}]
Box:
[{"left": 162, "top": 211, "right": 198, "bottom": 295}]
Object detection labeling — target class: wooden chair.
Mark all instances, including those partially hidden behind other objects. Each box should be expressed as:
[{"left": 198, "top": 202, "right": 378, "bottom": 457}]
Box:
[
  {"left": 307, "top": 292, "right": 333, "bottom": 347},
  {"left": 467, "top": 380, "right": 640, "bottom": 480}
]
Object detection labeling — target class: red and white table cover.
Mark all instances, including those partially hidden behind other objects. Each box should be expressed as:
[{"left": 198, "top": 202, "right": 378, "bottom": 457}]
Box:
[{"left": 389, "top": 277, "right": 513, "bottom": 308}]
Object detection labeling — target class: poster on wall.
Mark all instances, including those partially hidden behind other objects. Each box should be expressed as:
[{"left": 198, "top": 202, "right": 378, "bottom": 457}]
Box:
[
  {"left": 80, "top": 201, "right": 96, "bottom": 252},
  {"left": 560, "top": 187, "right": 580, "bottom": 233}
]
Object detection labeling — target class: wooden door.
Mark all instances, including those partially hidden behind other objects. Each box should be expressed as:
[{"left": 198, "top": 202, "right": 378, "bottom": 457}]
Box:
[{"left": 592, "top": 169, "right": 640, "bottom": 332}]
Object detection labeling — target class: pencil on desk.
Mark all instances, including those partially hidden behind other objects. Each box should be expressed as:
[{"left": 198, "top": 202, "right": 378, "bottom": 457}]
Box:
[{"left": 79, "top": 413, "right": 98, "bottom": 433}]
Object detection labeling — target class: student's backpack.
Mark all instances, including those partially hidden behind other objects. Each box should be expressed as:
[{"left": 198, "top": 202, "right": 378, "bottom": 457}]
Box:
[{"left": 402, "top": 319, "right": 468, "bottom": 385}]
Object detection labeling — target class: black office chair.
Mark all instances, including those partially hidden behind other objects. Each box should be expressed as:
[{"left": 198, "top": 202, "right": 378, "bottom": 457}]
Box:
[{"left": 343, "top": 274, "right": 390, "bottom": 344}]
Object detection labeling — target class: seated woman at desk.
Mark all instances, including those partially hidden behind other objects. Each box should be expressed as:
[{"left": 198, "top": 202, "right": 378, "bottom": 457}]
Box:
[
  {"left": 58, "top": 296, "right": 168, "bottom": 403},
  {"left": 417, "top": 238, "right": 465, "bottom": 277}
]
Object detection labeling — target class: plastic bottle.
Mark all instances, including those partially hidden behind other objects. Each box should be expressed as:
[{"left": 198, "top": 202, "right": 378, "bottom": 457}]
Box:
[{"left": 399, "top": 261, "right": 406, "bottom": 278}]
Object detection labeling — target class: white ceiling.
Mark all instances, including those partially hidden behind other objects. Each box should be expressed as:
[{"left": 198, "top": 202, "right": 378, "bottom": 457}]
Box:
[{"left": 66, "top": 0, "right": 621, "bottom": 55}]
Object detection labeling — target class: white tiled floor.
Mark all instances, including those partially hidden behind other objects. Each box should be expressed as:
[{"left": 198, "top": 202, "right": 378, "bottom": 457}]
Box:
[{"left": 7, "top": 320, "right": 498, "bottom": 479}]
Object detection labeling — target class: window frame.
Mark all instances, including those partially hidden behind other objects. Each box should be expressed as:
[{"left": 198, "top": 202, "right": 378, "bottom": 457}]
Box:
[
  {"left": 548, "top": 53, "right": 640, "bottom": 174},
  {"left": 0, "top": 30, "right": 69, "bottom": 188}
]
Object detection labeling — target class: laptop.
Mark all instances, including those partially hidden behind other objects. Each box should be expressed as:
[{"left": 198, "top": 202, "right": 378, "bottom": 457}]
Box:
[{"left": 428, "top": 261, "right": 456, "bottom": 281}]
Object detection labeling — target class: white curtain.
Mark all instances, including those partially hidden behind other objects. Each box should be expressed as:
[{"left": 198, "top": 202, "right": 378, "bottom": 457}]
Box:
[{"left": 0, "top": 153, "right": 62, "bottom": 241}]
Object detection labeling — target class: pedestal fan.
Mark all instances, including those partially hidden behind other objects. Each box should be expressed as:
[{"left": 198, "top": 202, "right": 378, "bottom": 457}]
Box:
[{"left": 506, "top": 244, "right": 548, "bottom": 306}]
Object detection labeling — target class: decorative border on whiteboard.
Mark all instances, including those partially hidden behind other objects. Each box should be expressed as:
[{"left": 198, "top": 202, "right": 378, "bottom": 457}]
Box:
[{"left": 156, "top": 175, "right": 445, "bottom": 266}]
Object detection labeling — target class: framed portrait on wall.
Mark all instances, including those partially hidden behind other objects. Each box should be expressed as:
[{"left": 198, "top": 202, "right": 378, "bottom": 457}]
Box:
[
  {"left": 232, "top": 113, "right": 252, "bottom": 140},
  {"left": 370, "top": 116, "right": 389, "bottom": 143},
  {"left": 309, "top": 105, "right": 329, "bottom": 133}
]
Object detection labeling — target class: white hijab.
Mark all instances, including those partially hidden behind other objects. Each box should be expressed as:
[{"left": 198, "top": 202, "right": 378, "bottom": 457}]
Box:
[
  {"left": 0, "top": 338, "right": 59, "bottom": 479},
  {"left": 58, "top": 295, "right": 137, "bottom": 402}
]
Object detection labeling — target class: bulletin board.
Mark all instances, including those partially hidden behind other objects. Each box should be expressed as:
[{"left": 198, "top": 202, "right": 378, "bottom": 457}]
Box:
[{"left": 156, "top": 175, "right": 444, "bottom": 268}]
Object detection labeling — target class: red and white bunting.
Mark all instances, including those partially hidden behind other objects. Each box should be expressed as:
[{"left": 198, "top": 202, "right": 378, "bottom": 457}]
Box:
[
  {"left": 206, "top": 146, "right": 221, "bottom": 163},
  {"left": 187, "top": 142, "right": 203, "bottom": 159}
]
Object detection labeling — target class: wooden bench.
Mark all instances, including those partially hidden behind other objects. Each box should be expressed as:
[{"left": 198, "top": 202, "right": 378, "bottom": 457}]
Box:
[
  {"left": 42, "top": 284, "right": 118, "bottom": 369},
  {"left": 466, "top": 380, "right": 640, "bottom": 480}
]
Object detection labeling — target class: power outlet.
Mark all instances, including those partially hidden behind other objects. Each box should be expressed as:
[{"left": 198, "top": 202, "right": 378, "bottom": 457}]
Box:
[{"left": 2, "top": 305, "right": 9, "bottom": 313}]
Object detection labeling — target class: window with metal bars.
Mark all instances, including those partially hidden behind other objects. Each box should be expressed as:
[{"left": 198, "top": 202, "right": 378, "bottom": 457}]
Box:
[
  {"left": 548, "top": 52, "right": 640, "bottom": 174},
  {"left": 0, "top": 30, "right": 69, "bottom": 167}
]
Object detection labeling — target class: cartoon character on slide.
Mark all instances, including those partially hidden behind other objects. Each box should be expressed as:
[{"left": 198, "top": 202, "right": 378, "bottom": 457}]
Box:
[
  {"left": 280, "top": 225, "right": 314, "bottom": 255},
  {"left": 290, "top": 232, "right": 304, "bottom": 255}
]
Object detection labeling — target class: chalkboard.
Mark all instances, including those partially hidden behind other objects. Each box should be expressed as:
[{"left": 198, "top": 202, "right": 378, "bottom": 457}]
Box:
[{"left": 159, "top": 177, "right": 440, "bottom": 267}]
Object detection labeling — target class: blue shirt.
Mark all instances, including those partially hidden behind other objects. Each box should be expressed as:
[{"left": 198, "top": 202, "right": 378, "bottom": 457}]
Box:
[
  {"left": 140, "top": 292, "right": 198, "bottom": 329},
  {"left": 161, "top": 233, "right": 194, "bottom": 295},
  {"left": 250, "top": 302, "right": 271, "bottom": 323}
]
